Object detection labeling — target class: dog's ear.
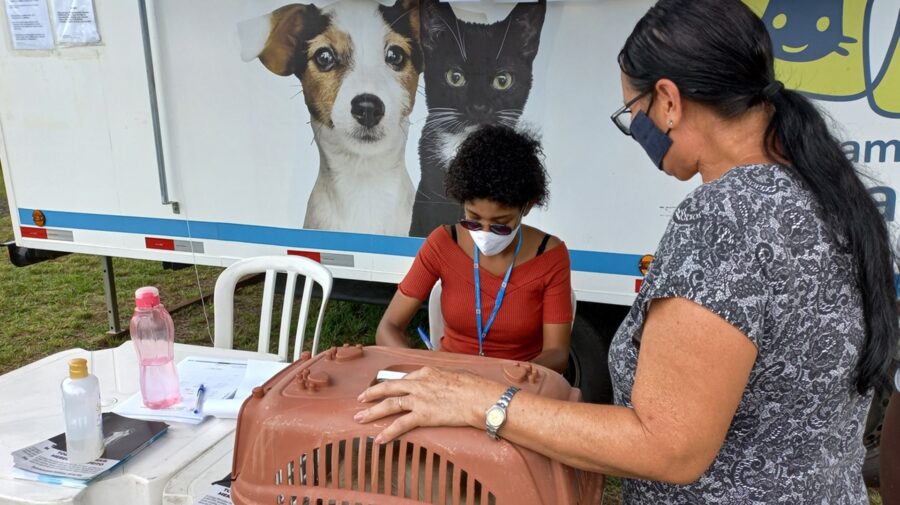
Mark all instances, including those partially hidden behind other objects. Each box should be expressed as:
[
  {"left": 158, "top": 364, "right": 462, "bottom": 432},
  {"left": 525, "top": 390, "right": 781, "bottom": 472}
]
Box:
[
  {"left": 380, "top": 0, "right": 422, "bottom": 71},
  {"left": 238, "top": 4, "right": 322, "bottom": 77},
  {"left": 260, "top": 4, "right": 315, "bottom": 76},
  {"left": 397, "top": 0, "right": 420, "bottom": 46},
  {"left": 504, "top": 0, "right": 546, "bottom": 61}
]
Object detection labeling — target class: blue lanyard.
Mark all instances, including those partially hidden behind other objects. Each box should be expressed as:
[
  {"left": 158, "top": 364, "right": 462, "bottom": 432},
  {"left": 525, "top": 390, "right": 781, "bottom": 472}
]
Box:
[{"left": 474, "top": 229, "right": 523, "bottom": 356}]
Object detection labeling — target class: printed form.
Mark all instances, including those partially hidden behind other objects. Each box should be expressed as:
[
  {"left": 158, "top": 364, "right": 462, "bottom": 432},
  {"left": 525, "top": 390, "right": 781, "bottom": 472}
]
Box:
[
  {"left": 5, "top": 0, "right": 53, "bottom": 50},
  {"left": 114, "top": 357, "right": 249, "bottom": 425}
]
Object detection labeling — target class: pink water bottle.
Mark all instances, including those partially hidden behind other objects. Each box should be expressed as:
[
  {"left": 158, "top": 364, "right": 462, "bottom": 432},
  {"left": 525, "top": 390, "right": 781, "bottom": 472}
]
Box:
[{"left": 130, "top": 287, "right": 181, "bottom": 409}]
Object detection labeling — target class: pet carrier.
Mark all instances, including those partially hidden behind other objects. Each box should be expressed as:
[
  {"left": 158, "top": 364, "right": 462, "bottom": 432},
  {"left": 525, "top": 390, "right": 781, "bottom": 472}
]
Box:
[{"left": 231, "top": 345, "right": 604, "bottom": 505}]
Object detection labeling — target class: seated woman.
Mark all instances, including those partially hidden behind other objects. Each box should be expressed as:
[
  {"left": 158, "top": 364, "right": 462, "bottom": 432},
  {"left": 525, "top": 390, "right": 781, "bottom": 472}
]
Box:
[{"left": 376, "top": 125, "right": 573, "bottom": 373}]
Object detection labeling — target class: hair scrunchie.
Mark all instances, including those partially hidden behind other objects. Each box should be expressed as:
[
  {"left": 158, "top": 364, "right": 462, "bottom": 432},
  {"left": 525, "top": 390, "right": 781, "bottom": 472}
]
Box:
[{"left": 761, "top": 80, "right": 785, "bottom": 100}]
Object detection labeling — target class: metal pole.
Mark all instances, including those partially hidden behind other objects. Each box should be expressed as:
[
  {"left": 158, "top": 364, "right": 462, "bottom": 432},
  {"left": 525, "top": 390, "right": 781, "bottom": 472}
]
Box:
[
  {"left": 101, "top": 256, "right": 122, "bottom": 335},
  {"left": 137, "top": 0, "right": 179, "bottom": 214}
]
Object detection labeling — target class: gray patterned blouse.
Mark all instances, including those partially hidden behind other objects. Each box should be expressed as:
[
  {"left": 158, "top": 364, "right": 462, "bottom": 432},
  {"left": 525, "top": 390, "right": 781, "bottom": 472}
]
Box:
[{"left": 609, "top": 164, "right": 872, "bottom": 504}]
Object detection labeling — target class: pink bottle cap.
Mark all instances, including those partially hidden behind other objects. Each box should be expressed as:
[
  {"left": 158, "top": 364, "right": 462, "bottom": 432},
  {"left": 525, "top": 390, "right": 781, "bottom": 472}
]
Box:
[{"left": 135, "top": 286, "right": 160, "bottom": 308}]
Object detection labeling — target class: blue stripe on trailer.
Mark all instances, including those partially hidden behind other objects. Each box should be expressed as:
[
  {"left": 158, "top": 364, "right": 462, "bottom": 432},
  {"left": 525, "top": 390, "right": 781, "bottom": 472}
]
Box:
[{"left": 19, "top": 208, "right": 643, "bottom": 276}]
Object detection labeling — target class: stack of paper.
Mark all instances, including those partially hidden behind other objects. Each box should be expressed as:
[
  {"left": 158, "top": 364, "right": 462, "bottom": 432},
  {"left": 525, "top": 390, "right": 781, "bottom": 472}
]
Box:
[
  {"left": 114, "top": 357, "right": 247, "bottom": 424},
  {"left": 202, "top": 360, "right": 289, "bottom": 419},
  {"left": 113, "top": 356, "right": 288, "bottom": 424}
]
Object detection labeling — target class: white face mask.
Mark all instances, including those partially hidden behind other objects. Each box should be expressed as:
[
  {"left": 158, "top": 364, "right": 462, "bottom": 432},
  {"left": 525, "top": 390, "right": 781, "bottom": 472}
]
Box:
[{"left": 470, "top": 225, "right": 520, "bottom": 256}]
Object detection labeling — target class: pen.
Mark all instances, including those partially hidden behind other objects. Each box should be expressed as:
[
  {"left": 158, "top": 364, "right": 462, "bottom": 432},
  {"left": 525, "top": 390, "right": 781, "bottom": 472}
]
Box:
[
  {"left": 417, "top": 325, "right": 434, "bottom": 351},
  {"left": 192, "top": 384, "right": 206, "bottom": 415}
]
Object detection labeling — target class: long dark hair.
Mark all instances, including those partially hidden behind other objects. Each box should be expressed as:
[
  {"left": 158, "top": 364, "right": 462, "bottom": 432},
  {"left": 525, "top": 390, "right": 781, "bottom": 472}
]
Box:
[{"left": 619, "top": 0, "right": 897, "bottom": 394}]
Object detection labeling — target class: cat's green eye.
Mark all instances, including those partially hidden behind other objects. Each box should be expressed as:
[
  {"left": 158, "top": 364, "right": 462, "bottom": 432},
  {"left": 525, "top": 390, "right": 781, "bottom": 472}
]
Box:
[
  {"left": 492, "top": 71, "right": 513, "bottom": 91},
  {"left": 445, "top": 69, "right": 467, "bottom": 87}
]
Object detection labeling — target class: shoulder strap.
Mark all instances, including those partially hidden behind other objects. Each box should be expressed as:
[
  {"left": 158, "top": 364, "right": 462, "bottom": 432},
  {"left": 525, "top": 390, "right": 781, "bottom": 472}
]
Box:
[
  {"left": 536, "top": 234, "right": 552, "bottom": 256},
  {"left": 450, "top": 224, "right": 458, "bottom": 244}
]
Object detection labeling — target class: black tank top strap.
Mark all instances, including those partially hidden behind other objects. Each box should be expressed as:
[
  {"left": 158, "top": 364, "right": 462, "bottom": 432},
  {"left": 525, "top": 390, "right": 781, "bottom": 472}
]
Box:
[
  {"left": 450, "top": 224, "right": 458, "bottom": 244},
  {"left": 536, "top": 233, "right": 552, "bottom": 256}
]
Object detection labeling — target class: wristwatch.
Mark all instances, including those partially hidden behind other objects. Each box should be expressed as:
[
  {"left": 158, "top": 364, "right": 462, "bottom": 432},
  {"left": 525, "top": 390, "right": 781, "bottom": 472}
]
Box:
[{"left": 485, "top": 386, "right": 520, "bottom": 440}]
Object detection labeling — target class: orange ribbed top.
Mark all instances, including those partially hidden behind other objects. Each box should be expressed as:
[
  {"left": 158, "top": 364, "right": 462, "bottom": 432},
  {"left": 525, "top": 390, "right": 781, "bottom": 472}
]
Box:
[{"left": 399, "top": 227, "right": 573, "bottom": 361}]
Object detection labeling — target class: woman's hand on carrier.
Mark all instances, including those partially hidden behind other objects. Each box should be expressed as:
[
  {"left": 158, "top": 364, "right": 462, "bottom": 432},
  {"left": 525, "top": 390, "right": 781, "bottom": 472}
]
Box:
[{"left": 355, "top": 367, "right": 506, "bottom": 443}]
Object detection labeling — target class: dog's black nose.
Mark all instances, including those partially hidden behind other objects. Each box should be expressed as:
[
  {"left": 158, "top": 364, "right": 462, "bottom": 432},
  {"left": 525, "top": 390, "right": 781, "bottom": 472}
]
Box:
[{"left": 351, "top": 94, "right": 385, "bottom": 128}]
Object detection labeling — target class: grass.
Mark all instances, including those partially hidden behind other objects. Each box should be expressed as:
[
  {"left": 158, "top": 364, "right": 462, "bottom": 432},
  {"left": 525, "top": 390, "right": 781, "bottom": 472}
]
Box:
[
  {"left": 0, "top": 169, "right": 883, "bottom": 504},
  {"left": 0, "top": 167, "right": 428, "bottom": 373}
]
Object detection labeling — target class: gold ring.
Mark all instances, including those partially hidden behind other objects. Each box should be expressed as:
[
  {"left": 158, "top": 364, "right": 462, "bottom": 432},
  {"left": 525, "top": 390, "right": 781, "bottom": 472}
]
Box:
[{"left": 398, "top": 396, "right": 404, "bottom": 410}]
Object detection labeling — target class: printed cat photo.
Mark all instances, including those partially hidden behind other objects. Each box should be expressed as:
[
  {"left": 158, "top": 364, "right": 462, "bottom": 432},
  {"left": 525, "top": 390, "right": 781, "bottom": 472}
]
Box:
[{"left": 409, "top": 0, "right": 546, "bottom": 237}]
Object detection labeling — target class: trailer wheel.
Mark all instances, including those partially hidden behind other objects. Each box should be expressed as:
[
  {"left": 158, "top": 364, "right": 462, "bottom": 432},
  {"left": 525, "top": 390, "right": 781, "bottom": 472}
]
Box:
[{"left": 564, "top": 303, "right": 630, "bottom": 404}]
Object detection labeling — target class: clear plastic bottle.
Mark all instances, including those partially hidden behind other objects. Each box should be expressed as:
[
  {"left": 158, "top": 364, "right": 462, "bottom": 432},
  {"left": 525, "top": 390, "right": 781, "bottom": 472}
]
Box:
[
  {"left": 61, "top": 358, "right": 104, "bottom": 463},
  {"left": 130, "top": 286, "right": 181, "bottom": 409}
]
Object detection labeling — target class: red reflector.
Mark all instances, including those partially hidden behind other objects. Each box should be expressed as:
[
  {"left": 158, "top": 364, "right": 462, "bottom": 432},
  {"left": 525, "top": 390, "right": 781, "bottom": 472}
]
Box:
[
  {"left": 287, "top": 250, "right": 322, "bottom": 262},
  {"left": 635, "top": 279, "right": 643, "bottom": 292},
  {"left": 145, "top": 237, "right": 175, "bottom": 250},
  {"left": 21, "top": 226, "right": 48, "bottom": 239}
]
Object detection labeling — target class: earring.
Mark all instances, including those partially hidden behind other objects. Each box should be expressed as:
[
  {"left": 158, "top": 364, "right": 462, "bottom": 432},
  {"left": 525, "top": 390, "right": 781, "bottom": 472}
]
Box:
[{"left": 667, "top": 119, "right": 674, "bottom": 127}]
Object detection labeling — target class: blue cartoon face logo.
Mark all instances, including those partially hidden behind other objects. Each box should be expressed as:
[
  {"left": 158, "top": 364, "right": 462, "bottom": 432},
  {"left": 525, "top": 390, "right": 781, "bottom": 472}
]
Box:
[{"left": 762, "top": 0, "right": 857, "bottom": 61}]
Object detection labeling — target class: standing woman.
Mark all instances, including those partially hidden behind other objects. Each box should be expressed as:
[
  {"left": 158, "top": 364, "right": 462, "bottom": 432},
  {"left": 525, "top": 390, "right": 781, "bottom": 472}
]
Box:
[{"left": 356, "top": 0, "right": 899, "bottom": 503}]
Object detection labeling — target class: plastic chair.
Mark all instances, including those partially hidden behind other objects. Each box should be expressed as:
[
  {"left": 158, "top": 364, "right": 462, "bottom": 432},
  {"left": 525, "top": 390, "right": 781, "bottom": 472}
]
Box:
[
  {"left": 213, "top": 256, "right": 333, "bottom": 361},
  {"left": 427, "top": 280, "right": 577, "bottom": 351},
  {"left": 428, "top": 280, "right": 445, "bottom": 350}
]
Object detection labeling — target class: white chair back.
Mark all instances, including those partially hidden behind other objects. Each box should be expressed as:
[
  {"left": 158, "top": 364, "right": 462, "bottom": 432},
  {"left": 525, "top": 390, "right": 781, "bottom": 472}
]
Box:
[
  {"left": 571, "top": 289, "right": 578, "bottom": 326},
  {"left": 428, "top": 280, "right": 444, "bottom": 351},
  {"left": 214, "top": 256, "right": 333, "bottom": 361}
]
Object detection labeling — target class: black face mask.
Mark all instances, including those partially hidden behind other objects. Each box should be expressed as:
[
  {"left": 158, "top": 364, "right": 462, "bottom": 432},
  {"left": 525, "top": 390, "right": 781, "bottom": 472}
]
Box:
[{"left": 630, "top": 110, "right": 672, "bottom": 171}]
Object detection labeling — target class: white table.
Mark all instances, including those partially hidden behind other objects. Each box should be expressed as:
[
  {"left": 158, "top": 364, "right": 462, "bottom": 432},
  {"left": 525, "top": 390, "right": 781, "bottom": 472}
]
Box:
[
  {"left": 163, "top": 433, "right": 235, "bottom": 505},
  {"left": 0, "top": 342, "right": 278, "bottom": 505}
]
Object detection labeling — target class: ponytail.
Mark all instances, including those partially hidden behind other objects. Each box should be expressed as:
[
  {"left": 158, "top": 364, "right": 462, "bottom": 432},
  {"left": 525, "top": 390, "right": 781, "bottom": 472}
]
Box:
[{"left": 766, "top": 88, "right": 898, "bottom": 393}]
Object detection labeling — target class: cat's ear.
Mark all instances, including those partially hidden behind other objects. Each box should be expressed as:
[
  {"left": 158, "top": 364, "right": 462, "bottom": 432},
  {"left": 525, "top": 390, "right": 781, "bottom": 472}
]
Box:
[
  {"left": 505, "top": 0, "right": 546, "bottom": 60},
  {"left": 238, "top": 3, "right": 323, "bottom": 77},
  {"left": 420, "top": 0, "right": 457, "bottom": 51}
]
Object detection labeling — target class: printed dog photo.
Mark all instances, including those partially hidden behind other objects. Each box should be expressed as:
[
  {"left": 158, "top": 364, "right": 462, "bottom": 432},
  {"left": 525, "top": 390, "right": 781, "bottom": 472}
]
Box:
[{"left": 239, "top": 0, "right": 422, "bottom": 235}]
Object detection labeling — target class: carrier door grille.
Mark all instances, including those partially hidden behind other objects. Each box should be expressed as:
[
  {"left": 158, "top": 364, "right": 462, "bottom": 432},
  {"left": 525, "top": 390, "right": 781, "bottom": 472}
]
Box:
[{"left": 275, "top": 437, "right": 496, "bottom": 504}]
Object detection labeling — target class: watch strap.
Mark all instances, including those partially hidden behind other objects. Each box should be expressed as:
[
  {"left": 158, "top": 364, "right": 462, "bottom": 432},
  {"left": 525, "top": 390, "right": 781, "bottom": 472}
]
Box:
[{"left": 486, "top": 386, "right": 520, "bottom": 440}]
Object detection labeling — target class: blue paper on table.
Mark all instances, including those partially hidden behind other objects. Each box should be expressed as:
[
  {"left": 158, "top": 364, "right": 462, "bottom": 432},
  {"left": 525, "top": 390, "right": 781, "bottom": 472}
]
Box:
[{"left": 11, "top": 413, "right": 168, "bottom": 488}]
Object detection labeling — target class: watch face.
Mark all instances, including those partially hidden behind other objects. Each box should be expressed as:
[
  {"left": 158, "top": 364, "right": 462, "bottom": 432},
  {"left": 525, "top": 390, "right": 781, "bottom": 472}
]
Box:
[{"left": 486, "top": 406, "right": 505, "bottom": 427}]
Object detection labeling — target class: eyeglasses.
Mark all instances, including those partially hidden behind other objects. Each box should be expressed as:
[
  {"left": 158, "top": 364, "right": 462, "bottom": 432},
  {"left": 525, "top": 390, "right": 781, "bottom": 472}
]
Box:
[
  {"left": 458, "top": 218, "right": 517, "bottom": 236},
  {"left": 610, "top": 91, "right": 651, "bottom": 136}
]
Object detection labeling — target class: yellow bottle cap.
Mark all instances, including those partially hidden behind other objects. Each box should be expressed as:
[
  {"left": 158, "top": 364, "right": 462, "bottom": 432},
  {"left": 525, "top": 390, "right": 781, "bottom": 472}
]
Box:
[{"left": 69, "top": 358, "right": 89, "bottom": 379}]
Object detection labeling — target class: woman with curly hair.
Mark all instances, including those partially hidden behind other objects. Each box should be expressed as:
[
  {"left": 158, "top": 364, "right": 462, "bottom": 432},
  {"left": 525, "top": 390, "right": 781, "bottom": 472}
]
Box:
[{"left": 376, "top": 124, "right": 572, "bottom": 373}]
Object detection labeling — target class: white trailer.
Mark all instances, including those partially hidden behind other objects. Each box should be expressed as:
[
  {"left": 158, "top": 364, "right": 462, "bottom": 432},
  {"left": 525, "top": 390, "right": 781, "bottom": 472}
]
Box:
[
  {"left": 3, "top": 0, "right": 899, "bottom": 298},
  {"left": 1, "top": 0, "right": 899, "bottom": 462}
]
